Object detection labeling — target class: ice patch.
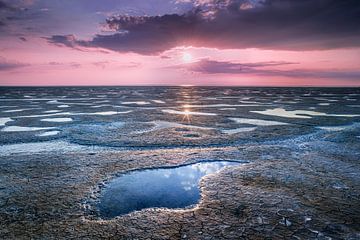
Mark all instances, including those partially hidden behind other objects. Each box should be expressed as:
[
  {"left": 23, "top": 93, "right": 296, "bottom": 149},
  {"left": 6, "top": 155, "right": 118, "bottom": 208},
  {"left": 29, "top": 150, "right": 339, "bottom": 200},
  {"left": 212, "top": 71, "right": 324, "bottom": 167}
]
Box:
[
  {"left": 162, "top": 109, "right": 217, "bottom": 116},
  {"left": 230, "top": 118, "right": 289, "bottom": 126},
  {"left": 0, "top": 140, "right": 105, "bottom": 156},
  {"left": 43, "top": 110, "right": 62, "bottom": 113},
  {"left": 152, "top": 100, "right": 166, "bottom": 104},
  {"left": 239, "top": 100, "right": 267, "bottom": 104},
  {"left": 318, "top": 126, "right": 348, "bottom": 131},
  {"left": 15, "top": 110, "right": 132, "bottom": 118},
  {"left": 222, "top": 127, "right": 256, "bottom": 134},
  {"left": 332, "top": 182, "right": 349, "bottom": 190},
  {"left": 17, "top": 112, "right": 73, "bottom": 118},
  {"left": 3, "top": 108, "right": 39, "bottom": 113},
  {"left": 0, "top": 117, "right": 13, "bottom": 126},
  {"left": 318, "top": 103, "right": 330, "bottom": 106},
  {"left": 87, "top": 111, "right": 130, "bottom": 116},
  {"left": 122, "top": 101, "right": 150, "bottom": 105},
  {"left": 0, "top": 105, "right": 15, "bottom": 108},
  {"left": 182, "top": 104, "right": 262, "bottom": 108},
  {"left": 94, "top": 100, "right": 110, "bottom": 103},
  {"left": 37, "top": 131, "right": 60, "bottom": 137},
  {"left": 136, "top": 121, "right": 213, "bottom": 134},
  {"left": 57, "top": 105, "right": 69, "bottom": 108},
  {"left": 0, "top": 98, "right": 107, "bottom": 101},
  {"left": 2, "top": 126, "right": 56, "bottom": 132},
  {"left": 252, "top": 108, "right": 360, "bottom": 119},
  {"left": 252, "top": 108, "right": 319, "bottom": 119},
  {"left": 41, "top": 118, "right": 73, "bottom": 123}
]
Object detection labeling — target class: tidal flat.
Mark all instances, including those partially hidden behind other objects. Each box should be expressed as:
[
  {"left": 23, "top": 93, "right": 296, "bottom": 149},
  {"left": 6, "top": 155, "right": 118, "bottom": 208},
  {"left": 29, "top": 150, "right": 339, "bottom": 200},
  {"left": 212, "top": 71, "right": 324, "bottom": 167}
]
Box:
[{"left": 0, "top": 87, "right": 359, "bottom": 239}]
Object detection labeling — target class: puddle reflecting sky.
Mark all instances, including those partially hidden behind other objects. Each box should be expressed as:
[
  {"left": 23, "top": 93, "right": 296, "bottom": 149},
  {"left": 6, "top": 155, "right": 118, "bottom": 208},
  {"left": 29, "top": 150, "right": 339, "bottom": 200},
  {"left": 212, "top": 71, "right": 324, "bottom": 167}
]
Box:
[{"left": 97, "top": 161, "right": 242, "bottom": 218}]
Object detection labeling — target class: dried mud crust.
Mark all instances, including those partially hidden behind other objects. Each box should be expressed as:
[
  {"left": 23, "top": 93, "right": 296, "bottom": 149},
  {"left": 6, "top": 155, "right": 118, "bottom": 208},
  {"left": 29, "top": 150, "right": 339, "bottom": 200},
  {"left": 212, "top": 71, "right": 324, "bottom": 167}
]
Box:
[
  {"left": 65, "top": 123, "right": 314, "bottom": 148},
  {"left": 1, "top": 130, "right": 360, "bottom": 240}
]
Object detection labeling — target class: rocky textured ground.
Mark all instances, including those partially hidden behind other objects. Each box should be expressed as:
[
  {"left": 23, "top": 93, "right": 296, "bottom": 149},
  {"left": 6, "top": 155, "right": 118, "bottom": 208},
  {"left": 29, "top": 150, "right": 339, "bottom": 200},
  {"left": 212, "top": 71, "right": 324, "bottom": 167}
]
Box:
[{"left": 0, "top": 87, "right": 359, "bottom": 239}]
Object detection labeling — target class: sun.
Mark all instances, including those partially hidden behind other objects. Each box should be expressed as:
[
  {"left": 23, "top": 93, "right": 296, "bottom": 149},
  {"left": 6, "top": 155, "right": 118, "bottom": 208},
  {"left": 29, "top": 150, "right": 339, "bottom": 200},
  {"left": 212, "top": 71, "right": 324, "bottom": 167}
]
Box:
[{"left": 182, "top": 52, "right": 193, "bottom": 63}]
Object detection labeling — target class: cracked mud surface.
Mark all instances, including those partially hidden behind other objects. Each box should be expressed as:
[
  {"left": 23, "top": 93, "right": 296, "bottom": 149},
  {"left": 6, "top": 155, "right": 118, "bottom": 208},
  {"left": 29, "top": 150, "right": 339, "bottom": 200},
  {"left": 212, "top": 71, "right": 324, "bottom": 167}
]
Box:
[{"left": 0, "top": 87, "right": 360, "bottom": 239}]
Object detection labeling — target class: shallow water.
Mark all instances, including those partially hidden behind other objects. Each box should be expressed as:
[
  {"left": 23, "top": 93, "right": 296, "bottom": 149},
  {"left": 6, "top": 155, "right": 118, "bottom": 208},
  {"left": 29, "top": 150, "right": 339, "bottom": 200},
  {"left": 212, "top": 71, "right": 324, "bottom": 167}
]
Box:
[
  {"left": 0, "top": 86, "right": 359, "bottom": 149},
  {"left": 97, "top": 161, "right": 243, "bottom": 218}
]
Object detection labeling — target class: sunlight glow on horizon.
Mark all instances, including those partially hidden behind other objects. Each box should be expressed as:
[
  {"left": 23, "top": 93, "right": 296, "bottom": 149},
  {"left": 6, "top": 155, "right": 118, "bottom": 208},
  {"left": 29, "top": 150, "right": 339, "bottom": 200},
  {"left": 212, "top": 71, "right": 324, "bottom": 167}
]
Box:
[
  {"left": 0, "top": 0, "right": 359, "bottom": 86},
  {"left": 182, "top": 52, "right": 193, "bottom": 63}
]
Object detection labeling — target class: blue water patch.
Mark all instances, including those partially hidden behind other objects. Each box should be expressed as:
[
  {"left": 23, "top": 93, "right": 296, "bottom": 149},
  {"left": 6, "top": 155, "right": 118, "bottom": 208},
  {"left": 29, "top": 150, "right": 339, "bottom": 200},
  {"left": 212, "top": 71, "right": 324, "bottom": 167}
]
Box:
[{"left": 97, "top": 161, "right": 242, "bottom": 218}]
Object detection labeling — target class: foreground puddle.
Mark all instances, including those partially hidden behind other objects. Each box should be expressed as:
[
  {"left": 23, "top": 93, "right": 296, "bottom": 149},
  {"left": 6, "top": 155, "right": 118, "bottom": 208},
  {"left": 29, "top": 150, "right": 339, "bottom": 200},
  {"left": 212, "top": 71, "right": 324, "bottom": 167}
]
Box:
[{"left": 96, "top": 161, "right": 243, "bottom": 218}]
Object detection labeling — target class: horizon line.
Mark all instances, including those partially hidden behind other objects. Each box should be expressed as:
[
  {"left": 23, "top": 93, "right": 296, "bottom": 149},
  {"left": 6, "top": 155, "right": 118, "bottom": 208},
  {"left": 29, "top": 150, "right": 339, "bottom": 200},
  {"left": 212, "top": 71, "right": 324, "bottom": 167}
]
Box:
[{"left": 0, "top": 85, "right": 359, "bottom": 88}]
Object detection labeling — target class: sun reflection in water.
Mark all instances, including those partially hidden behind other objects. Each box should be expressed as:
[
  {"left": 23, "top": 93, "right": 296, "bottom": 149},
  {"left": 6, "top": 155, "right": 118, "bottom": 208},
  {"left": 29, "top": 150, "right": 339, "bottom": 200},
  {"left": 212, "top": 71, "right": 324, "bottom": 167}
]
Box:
[
  {"left": 182, "top": 108, "right": 191, "bottom": 123},
  {"left": 179, "top": 87, "right": 195, "bottom": 123}
]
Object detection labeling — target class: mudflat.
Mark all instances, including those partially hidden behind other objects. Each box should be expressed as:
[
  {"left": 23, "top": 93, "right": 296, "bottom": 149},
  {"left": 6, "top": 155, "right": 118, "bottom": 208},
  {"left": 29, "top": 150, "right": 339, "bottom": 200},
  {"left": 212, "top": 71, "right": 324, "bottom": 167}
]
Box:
[{"left": 0, "top": 87, "right": 359, "bottom": 239}]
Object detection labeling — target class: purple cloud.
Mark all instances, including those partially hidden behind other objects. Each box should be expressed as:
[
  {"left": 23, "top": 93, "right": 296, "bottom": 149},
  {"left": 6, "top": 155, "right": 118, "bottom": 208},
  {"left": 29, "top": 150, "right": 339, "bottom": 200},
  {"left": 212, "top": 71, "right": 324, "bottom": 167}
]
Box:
[
  {"left": 0, "top": 58, "right": 28, "bottom": 71},
  {"left": 0, "top": 1, "right": 11, "bottom": 10},
  {"left": 174, "top": 59, "right": 360, "bottom": 80},
  {"left": 46, "top": 35, "right": 78, "bottom": 48},
  {"left": 46, "top": 0, "right": 360, "bottom": 54}
]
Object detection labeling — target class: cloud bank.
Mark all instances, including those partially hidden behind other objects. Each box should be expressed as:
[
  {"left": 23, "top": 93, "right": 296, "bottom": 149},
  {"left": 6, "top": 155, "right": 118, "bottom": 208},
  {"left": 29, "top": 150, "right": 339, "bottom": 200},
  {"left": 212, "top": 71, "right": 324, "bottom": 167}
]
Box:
[
  {"left": 175, "top": 59, "right": 360, "bottom": 80},
  {"left": 47, "top": 0, "right": 360, "bottom": 54}
]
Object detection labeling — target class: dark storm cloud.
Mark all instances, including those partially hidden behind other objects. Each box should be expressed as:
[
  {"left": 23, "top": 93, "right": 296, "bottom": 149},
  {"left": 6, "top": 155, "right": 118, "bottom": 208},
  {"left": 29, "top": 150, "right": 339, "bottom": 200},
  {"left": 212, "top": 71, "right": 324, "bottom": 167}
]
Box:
[
  {"left": 47, "top": 35, "right": 78, "bottom": 48},
  {"left": 0, "top": 0, "right": 11, "bottom": 10},
  {"left": 47, "top": 0, "right": 360, "bottom": 54},
  {"left": 0, "top": 0, "right": 53, "bottom": 37},
  {"left": 178, "top": 59, "right": 360, "bottom": 80}
]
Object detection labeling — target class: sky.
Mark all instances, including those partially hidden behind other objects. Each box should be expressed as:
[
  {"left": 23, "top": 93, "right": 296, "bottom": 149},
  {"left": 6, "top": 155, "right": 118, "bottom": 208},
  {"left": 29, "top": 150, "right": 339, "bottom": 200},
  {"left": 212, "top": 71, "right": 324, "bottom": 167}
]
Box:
[{"left": 0, "top": 0, "right": 360, "bottom": 86}]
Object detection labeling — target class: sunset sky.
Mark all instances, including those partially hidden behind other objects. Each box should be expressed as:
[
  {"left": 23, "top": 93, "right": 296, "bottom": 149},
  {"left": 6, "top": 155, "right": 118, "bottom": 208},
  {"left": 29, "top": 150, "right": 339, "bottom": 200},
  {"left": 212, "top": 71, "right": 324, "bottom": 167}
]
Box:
[{"left": 0, "top": 0, "right": 359, "bottom": 86}]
